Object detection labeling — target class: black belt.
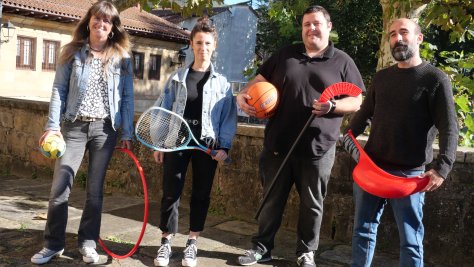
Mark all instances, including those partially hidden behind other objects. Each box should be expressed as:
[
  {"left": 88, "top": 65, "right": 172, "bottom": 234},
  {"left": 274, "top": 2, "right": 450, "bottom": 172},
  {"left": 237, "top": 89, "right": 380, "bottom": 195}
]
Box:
[{"left": 185, "top": 119, "right": 200, "bottom": 126}]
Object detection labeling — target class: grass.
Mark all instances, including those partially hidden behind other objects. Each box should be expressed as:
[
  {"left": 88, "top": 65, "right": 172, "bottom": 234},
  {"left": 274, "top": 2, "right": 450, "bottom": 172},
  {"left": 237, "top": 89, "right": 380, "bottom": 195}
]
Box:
[
  {"left": 104, "top": 236, "right": 133, "bottom": 245},
  {"left": 75, "top": 171, "right": 87, "bottom": 189},
  {"left": 18, "top": 222, "right": 28, "bottom": 232}
]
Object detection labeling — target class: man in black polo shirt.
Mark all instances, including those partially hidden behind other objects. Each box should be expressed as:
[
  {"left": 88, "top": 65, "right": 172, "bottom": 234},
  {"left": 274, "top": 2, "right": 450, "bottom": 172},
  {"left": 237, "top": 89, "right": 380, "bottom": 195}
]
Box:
[{"left": 236, "top": 5, "right": 365, "bottom": 267}]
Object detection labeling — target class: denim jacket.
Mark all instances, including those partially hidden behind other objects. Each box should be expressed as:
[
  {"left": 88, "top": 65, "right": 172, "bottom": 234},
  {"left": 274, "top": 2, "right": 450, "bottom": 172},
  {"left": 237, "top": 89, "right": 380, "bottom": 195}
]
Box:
[
  {"left": 154, "top": 62, "right": 237, "bottom": 149},
  {"left": 45, "top": 45, "right": 135, "bottom": 140}
]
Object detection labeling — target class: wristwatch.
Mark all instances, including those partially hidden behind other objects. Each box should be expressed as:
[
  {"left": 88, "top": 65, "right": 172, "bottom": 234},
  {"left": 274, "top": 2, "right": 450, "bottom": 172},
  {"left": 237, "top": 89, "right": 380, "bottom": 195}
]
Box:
[{"left": 329, "top": 99, "right": 337, "bottom": 113}]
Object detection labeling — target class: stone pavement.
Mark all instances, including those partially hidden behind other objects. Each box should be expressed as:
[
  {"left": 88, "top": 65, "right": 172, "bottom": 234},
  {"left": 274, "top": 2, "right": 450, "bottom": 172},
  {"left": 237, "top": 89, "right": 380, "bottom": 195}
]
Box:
[{"left": 0, "top": 175, "right": 401, "bottom": 267}]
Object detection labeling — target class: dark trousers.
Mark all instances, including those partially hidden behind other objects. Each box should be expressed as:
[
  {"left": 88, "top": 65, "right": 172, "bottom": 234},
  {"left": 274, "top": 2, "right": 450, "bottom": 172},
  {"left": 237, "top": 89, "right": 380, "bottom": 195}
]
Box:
[
  {"left": 251, "top": 145, "right": 336, "bottom": 255},
  {"left": 44, "top": 120, "right": 117, "bottom": 250},
  {"left": 159, "top": 149, "right": 218, "bottom": 234}
]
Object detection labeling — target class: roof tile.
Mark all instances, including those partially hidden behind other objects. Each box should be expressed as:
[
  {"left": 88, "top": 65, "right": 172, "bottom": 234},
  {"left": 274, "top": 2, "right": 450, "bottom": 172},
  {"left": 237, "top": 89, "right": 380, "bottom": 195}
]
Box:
[{"left": 2, "top": 0, "right": 189, "bottom": 43}]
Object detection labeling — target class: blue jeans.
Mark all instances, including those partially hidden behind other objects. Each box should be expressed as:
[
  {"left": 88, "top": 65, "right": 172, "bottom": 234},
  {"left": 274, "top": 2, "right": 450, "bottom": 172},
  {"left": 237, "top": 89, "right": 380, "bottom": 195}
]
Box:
[
  {"left": 44, "top": 119, "right": 117, "bottom": 250},
  {"left": 351, "top": 169, "right": 425, "bottom": 267}
]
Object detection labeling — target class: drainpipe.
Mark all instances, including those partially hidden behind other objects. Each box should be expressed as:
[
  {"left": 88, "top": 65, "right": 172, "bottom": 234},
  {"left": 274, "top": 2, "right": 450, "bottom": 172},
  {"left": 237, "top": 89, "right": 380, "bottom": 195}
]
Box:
[{"left": 0, "top": 1, "right": 3, "bottom": 50}]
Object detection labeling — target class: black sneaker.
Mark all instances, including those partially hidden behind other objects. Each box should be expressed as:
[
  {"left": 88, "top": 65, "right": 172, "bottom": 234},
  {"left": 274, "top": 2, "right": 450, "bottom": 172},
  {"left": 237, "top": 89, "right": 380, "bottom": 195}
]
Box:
[
  {"left": 238, "top": 247, "right": 271, "bottom": 266},
  {"left": 154, "top": 238, "right": 172, "bottom": 267},
  {"left": 182, "top": 239, "right": 197, "bottom": 267},
  {"left": 297, "top": 251, "right": 316, "bottom": 267}
]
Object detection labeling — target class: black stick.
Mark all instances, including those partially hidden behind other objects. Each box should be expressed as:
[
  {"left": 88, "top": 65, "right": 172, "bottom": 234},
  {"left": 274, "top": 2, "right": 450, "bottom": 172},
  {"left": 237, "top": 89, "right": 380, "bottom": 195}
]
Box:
[{"left": 255, "top": 113, "right": 316, "bottom": 219}]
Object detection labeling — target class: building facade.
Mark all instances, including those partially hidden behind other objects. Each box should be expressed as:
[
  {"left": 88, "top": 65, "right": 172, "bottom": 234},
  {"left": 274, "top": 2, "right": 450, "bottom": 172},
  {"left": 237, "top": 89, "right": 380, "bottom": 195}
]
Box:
[
  {"left": 153, "top": 1, "right": 258, "bottom": 85},
  {"left": 0, "top": 0, "right": 190, "bottom": 111}
]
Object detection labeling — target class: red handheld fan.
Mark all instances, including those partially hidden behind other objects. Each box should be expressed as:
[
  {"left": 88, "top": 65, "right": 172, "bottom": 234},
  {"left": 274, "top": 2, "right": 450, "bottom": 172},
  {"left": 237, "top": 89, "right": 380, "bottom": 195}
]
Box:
[
  {"left": 319, "top": 82, "right": 362, "bottom": 102},
  {"left": 343, "top": 130, "right": 429, "bottom": 198}
]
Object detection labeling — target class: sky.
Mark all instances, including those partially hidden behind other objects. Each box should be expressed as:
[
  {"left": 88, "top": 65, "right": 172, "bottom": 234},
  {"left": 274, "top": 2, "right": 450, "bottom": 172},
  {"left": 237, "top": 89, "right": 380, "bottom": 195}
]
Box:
[
  {"left": 224, "top": 0, "right": 245, "bottom": 4},
  {"left": 224, "top": 0, "right": 256, "bottom": 6}
]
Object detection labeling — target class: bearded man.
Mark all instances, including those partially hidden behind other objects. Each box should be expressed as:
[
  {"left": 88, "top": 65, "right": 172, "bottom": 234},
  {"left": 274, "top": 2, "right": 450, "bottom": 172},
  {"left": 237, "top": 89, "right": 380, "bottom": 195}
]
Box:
[{"left": 347, "top": 18, "right": 458, "bottom": 267}]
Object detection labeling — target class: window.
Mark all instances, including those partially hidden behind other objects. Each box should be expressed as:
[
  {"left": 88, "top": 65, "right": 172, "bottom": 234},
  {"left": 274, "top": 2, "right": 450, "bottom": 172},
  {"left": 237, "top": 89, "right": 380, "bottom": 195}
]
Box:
[
  {"left": 42, "top": 40, "right": 60, "bottom": 71},
  {"left": 148, "top": 54, "right": 161, "bottom": 80},
  {"left": 16, "top": 36, "right": 36, "bottom": 70},
  {"left": 132, "top": 51, "right": 144, "bottom": 79}
]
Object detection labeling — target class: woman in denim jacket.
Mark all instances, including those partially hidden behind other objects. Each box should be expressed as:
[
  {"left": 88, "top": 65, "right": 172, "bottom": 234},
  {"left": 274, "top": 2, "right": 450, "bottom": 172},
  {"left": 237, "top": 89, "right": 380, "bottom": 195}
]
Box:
[
  {"left": 152, "top": 18, "right": 237, "bottom": 267},
  {"left": 31, "top": 1, "right": 133, "bottom": 265}
]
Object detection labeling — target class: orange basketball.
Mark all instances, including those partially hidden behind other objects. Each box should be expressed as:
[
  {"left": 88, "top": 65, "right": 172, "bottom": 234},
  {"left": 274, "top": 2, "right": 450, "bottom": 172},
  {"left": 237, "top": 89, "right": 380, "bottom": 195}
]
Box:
[{"left": 246, "top": 82, "right": 279, "bottom": 119}]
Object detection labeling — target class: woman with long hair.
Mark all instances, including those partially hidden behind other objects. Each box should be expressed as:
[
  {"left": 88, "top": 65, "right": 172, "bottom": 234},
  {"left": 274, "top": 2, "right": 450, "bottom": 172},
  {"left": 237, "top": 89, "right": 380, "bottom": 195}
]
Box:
[
  {"left": 31, "top": 1, "right": 134, "bottom": 264},
  {"left": 151, "top": 17, "right": 237, "bottom": 267}
]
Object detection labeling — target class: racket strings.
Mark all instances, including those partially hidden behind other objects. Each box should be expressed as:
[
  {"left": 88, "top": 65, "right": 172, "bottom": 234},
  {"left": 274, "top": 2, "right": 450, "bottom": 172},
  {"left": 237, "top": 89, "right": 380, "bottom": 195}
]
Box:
[{"left": 136, "top": 109, "right": 191, "bottom": 149}]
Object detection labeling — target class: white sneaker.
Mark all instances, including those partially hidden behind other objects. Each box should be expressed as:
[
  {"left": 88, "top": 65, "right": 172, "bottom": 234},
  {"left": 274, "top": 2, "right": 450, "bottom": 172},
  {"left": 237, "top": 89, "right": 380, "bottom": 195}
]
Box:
[
  {"left": 79, "top": 246, "right": 99, "bottom": 263},
  {"left": 31, "top": 247, "right": 64, "bottom": 264},
  {"left": 297, "top": 251, "right": 316, "bottom": 267},
  {"left": 182, "top": 239, "right": 197, "bottom": 267},
  {"left": 154, "top": 238, "right": 172, "bottom": 267}
]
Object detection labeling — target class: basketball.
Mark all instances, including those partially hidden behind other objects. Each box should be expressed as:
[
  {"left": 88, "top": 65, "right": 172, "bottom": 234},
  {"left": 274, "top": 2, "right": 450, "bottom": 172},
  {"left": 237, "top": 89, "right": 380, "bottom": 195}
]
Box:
[
  {"left": 246, "top": 82, "right": 279, "bottom": 119},
  {"left": 39, "top": 134, "right": 66, "bottom": 159}
]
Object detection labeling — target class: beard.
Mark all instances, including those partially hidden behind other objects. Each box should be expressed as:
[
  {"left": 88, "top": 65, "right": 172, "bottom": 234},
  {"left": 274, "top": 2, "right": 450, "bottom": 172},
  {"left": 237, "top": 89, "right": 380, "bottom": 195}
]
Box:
[{"left": 390, "top": 41, "right": 415, "bottom": 61}]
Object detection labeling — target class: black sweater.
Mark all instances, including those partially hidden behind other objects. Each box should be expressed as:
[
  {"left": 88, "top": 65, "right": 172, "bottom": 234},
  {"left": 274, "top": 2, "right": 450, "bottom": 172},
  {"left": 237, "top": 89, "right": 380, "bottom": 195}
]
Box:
[{"left": 349, "top": 61, "right": 458, "bottom": 178}]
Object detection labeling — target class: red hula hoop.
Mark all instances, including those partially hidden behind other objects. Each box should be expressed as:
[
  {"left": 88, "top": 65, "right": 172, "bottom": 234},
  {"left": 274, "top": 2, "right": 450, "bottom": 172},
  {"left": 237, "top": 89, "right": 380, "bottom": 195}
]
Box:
[{"left": 98, "top": 148, "right": 149, "bottom": 259}]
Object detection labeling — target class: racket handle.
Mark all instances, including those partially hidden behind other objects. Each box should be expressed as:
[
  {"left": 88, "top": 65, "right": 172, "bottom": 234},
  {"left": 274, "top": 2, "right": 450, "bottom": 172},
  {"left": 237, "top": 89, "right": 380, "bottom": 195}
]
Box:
[
  {"left": 340, "top": 132, "right": 360, "bottom": 163},
  {"left": 210, "top": 150, "right": 232, "bottom": 164}
]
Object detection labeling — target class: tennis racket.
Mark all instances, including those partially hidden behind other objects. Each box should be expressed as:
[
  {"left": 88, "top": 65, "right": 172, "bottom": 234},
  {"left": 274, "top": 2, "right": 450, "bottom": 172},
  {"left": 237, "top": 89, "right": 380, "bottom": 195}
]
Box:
[{"left": 135, "top": 107, "right": 231, "bottom": 164}]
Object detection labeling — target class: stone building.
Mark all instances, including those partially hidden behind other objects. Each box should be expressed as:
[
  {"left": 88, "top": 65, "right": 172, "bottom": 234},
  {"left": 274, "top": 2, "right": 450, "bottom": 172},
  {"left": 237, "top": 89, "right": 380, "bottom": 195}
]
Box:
[{"left": 0, "top": 0, "right": 190, "bottom": 111}]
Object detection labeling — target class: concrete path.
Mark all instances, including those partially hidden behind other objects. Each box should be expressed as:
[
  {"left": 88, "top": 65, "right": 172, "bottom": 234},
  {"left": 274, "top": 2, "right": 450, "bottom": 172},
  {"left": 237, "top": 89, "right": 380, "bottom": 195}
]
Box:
[{"left": 0, "top": 175, "right": 400, "bottom": 266}]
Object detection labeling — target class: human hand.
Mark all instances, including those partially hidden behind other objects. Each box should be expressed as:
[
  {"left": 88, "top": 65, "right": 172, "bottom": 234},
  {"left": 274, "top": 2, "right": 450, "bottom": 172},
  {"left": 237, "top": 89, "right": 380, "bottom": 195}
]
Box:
[
  {"left": 212, "top": 149, "right": 228, "bottom": 162},
  {"left": 237, "top": 92, "right": 256, "bottom": 117},
  {"left": 153, "top": 150, "right": 164, "bottom": 164},
  {"left": 312, "top": 99, "right": 333, "bottom": 117},
  {"left": 420, "top": 169, "right": 445, "bottom": 192},
  {"left": 39, "top": 130, "right": 63, "bottom": 146}
]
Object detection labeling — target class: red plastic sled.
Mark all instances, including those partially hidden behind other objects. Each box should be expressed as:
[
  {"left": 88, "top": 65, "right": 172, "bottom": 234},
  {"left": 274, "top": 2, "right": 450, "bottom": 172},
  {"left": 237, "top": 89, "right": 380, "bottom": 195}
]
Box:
[{"left": 347, "top": 130, "right": 429, "bottom": 198}]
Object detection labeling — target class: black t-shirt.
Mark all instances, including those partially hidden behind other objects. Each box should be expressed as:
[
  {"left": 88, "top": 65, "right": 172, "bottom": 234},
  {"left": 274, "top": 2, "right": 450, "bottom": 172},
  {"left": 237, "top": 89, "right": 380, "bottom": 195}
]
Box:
[
  {"left": 184, "top": 67, "right": 210, "bottom": 121},
  {"left": 258, "top": 42, "right": 365, "bottom": 158},
  {"left": 183, "top": 67, "right": 210, "bottom": 142}
]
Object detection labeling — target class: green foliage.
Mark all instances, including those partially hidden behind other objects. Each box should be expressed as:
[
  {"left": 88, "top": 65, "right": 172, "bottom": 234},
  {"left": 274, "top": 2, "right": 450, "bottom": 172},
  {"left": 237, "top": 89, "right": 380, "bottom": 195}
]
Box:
[
  {"left": 250, "top": 0, "right": 381, "bottom": 84},
  {"left": 419, "top": 0, "right": 474, "bottom": 146},
  {"left": 437, "top": 51, "right": 474, "bottom": 147},
  {"left": 75, "top": 171, "right": 87, "bottom": 189},
  {"left": 330, "top": 0, "right": 382, "bottom": 85},
  {"left": 112, "top": 0, "right": 224, "bottom": 15},
  {"left": 424, "top": 0, "right": 474, "bottom": 42}
]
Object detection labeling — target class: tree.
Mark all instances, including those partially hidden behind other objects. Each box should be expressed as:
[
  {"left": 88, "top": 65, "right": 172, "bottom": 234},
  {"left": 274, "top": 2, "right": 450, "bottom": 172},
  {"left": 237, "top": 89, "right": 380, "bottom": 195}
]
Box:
[
  {"left": 111, "top": 0, "right": 224, "bottom": 15},
  {"left": 247, "top": 0, "right": 382, "bottom": 83},
  {"left": 381, "top": 0, "right": 474, "bottom": 146},
  {"left": 378, "top": 0, "right": 429, "bottom": 69},
  {"left": 422, "top": 0, "right": 474, "bottom": 147}
]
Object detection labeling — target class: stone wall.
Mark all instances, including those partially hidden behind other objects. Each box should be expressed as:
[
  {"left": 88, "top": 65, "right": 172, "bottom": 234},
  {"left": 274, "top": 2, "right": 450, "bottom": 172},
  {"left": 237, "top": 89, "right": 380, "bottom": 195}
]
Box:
[{"left": 1, "top": 97, "right": 473, "bottom": 266}]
